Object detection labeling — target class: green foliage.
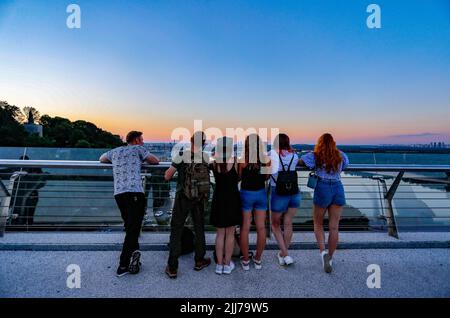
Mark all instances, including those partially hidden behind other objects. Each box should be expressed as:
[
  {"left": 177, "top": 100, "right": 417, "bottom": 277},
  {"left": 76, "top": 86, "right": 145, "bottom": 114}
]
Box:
[
  {"left": 74, "top": 139, "right": 92, "bottom": 148},
  {"left": 0, "top": 101, "right": 28, "bottom": 146},
  {"left": 0, "top": 101, "right": 124, "bottom": 148}
]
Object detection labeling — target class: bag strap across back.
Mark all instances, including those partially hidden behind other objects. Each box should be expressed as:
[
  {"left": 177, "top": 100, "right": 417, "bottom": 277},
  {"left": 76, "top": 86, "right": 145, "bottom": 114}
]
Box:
[{"left": 278, "top": 152, "right": 295, "bottom": 172}]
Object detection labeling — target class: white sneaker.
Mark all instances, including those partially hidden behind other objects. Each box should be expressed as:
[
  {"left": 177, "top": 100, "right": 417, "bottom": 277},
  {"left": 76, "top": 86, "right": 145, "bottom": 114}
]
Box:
[
  {"left": 215, "top": 264, "right": 224, "bottom": 275},
  {"left": 321, "top": 251, "right": 333, "bottom": 273},
  {"left": 277, "top": 252, "right": 286, "bottom": 266},
  {"left": 283, "top": 255, "right": 294, "bottom": 266},
  {"left": 240, "top": 259, "right": 250, "bottom": 271},
  {"left": 223, "top": 261, "right": 235, "bottom": 274},
  {"left": 253, "top": 258, "right": 262, "bottom": 270}
]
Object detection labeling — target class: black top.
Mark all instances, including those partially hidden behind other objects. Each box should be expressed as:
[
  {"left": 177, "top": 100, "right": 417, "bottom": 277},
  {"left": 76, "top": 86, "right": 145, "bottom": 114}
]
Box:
[
  {"left": 240, "top": 164, "right": 266, "bottom": 191},
  {"left": 210, "top": 163, "right": 242, "bottom": 228}
]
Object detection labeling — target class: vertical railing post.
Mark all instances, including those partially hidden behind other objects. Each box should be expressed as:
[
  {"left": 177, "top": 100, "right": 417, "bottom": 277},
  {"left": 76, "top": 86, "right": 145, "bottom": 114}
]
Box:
[
  {"left": 379, "top": 172, "right": 404, "bottom": 239},
  {"left": 0, "top": 181, "right": 11, "bottom": 238},
  {"left": 0, "top": 171, "right": 27, "bottom": 237}
]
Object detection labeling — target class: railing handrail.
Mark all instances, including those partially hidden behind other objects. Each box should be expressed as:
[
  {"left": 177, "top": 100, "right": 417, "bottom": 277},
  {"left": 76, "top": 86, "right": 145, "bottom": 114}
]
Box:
[{"left": 1, "top": 159, "right": 450, "bottom": 172}]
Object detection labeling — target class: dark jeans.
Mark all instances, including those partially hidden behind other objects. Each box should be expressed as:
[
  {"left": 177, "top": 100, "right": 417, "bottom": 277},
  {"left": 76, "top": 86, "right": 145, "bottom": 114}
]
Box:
[
  {"left": 168, "top": 192, "right": 206, "bottom": 269},
  {"left": 115, "top": 192, "right": 146, "bottom": 267}
]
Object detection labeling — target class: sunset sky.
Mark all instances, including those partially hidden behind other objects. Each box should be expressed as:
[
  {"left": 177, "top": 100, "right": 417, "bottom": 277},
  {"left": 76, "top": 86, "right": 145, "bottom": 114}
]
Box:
[{"left": 1, "top": 0, "right": 449, "bottom": 144}]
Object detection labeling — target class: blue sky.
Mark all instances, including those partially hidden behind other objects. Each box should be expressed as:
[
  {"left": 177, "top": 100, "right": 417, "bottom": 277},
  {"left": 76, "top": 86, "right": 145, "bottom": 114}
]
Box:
[{"left": 0, "top": 0, "right": 449, "bottom": 144}]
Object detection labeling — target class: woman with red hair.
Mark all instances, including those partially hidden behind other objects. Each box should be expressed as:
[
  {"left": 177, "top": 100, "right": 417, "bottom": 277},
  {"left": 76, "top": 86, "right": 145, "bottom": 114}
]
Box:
[{"left": 300, "top": 133, "right": 349, "bottom": 273}]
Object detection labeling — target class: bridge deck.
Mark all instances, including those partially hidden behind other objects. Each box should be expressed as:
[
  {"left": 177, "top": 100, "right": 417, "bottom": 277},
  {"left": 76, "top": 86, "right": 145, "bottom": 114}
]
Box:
[{"left": 0, "top": 232, "right": 449, "bottom": 298}]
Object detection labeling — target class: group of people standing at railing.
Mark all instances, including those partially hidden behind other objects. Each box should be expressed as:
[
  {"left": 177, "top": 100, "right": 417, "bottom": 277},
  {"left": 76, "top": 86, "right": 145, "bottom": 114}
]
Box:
[{"left": 100, "top": 130, "right": 349, "bottom": 279}]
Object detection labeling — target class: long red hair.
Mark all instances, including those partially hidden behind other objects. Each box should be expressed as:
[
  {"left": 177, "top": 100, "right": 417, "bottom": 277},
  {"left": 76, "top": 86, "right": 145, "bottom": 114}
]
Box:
[{"left": 313, "top": 133, "right": 342, "bottom": 173}]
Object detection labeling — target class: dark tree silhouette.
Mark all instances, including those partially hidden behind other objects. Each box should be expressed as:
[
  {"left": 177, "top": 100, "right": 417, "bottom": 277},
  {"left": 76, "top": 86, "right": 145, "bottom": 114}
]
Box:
[
  {"left": 0, "top": 101, "right": 124, "bottom": 148},
  {"left": 22, "top": 106, "right": 41, "bottom": 124}
]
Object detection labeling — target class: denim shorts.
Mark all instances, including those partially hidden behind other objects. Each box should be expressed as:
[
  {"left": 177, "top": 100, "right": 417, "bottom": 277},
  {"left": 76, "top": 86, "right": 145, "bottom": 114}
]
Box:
[
  {"left": 240, "top": 188, "right": 268, "bottom": 212},
  {"left": 270, "top": 187, "right": 301, "bottom": 213},
  {"left": 313, "top": 179, "right": 346, "bottom": 208}
]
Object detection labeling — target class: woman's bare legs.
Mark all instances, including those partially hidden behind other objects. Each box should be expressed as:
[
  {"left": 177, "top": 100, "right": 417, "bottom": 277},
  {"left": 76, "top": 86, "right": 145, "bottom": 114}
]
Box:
[
  {"left": 224, "top": 226, "right": 236, "bottom": 265},
  {"left": 271, "top": 212, "right": 288, "bottom": 257},
  {"left": 215, "top": 228, "right": 225, "bottom": 265},
  {"left": 313, "top": 205, "right": 327, "bottom": 252},
  {"left": 327, "top": 204, "right": 342, "bottom": 257},
  {"left": 282, "top": 207, "right": 297, "bottom": 251},
  {"left": 240, "top": 212, "right": 252, "bottom": 262},
  {"left": 253, "top": 210, "right": 266, "bottom": 261}
]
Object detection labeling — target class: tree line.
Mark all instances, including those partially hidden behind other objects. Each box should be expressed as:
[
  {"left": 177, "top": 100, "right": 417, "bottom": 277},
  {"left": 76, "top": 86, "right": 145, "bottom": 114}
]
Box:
[{"left": 0, "top": 101, "right": 124, "bottom": 148}]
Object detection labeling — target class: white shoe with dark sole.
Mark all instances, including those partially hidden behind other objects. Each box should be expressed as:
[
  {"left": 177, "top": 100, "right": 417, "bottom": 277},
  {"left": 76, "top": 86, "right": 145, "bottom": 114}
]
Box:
[
  {"left": 321, "top": 252, "right": 333, "bottom": 273},
  {"left": 277, "top": 252, "right": 286, "bottom": 266}
]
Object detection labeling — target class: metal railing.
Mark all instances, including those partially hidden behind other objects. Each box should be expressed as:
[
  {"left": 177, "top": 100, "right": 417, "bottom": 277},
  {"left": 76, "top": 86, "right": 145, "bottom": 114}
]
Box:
[{"left": 1, "top": 159, "right": 450, "bottom": 238}]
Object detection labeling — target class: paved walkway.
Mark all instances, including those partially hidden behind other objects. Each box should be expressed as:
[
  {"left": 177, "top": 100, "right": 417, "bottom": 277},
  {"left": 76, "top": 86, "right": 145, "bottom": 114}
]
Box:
[
  {"left": 1, "top": 248, "right": 449, "bottom": 298},
  {"left": 1, "top": 232, "right": 449, "bottom": 298}
]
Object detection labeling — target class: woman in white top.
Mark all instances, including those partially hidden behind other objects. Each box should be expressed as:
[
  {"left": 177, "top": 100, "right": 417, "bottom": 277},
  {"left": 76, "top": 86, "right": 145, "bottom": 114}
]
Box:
[{"left": 269, "top": 133, "right": 302, "bottom": 266}]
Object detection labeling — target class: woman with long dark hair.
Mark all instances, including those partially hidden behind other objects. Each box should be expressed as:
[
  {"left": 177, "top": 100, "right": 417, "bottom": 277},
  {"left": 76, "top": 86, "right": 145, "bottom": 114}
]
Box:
[
  {"left": 238, "top": 134, "right": 271, "bottom": 270},
  {"left": 299, "top": 133, "right": 349, "bottom": 273},
  {"left": 269, "top": 133, "right": 301, "bottom": 266},
  {"left": 210, "top": 137, "right": 242, "bottom": 275}
]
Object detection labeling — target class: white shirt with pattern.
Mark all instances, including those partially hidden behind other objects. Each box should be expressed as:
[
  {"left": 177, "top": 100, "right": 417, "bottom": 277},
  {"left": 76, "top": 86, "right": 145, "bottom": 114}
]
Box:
[{"left": 104, "top": 145, "right": 151, "bottom": 195}]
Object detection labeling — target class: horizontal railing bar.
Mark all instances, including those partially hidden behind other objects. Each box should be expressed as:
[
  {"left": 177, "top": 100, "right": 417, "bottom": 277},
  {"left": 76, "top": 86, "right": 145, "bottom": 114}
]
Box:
[
  {"left": 0, "top": 217, "right": 380, "bottom": 220},
  {"left": 2, "top": 160, "right": 450, "bottom": 172},
  {"left": 2, "top": 183, "right": 447, "bottom": 189},
  {"left": 3, "top": 195, "right": 449, "bottom": 201},
  {"left": 3, "top": 205, "right": 450, "bottom": 210},
  {"left": 0, "top": 190, "right": 440, "bottom": 194},
  {"left": 8, "top": 224, "right": 379, "bottom": 226},
  {"left": 13, "top": 216, "right": 393, "bottom": 219},
  {"left": 5, "top": 174, "right": 437, "bottom": 179},
  {"left": 5, "top": 196, "right": 450, "bottom": 200}
]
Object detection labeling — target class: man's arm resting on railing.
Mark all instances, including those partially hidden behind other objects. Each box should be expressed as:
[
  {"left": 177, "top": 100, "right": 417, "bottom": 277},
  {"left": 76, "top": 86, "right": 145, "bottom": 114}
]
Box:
[
  {"left": 99, "top": 153, "right": 111, "bottom": 164},
  {"left": 144, "top": 154, "right": 160, "bottom": 165}
]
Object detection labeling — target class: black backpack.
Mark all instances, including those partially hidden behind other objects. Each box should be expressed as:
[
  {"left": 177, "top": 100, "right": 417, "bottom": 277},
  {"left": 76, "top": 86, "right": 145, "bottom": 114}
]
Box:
[{"left": 273, "top": 152, "right": 299, "bottom": 195}]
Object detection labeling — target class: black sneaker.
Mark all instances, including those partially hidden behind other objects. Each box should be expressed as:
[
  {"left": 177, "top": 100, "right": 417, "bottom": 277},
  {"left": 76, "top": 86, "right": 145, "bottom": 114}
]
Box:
[
  {"left": 116, "top": 266, "right": 129, "bottom": 277},
  {"left": 129, "top": 250, "right": 142, "bottom": 274}
]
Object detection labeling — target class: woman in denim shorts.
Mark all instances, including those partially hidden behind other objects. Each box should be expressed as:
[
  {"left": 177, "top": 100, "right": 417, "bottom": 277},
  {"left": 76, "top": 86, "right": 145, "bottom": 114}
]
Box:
[
  {"left": 269, "top": 133, "right": 301, "bottom": 266},
  {"left": 238, "top": 134, "right": 271, "bottom": 270},
  {"left": 300, "top": 133, "right": 349, "bottom": 273}
]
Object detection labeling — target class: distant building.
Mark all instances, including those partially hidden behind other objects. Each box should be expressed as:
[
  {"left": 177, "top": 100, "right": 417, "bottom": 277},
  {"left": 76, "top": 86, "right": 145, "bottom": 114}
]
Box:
[{"left": 23, "top": 110, "right": 43, "bottom": 137}]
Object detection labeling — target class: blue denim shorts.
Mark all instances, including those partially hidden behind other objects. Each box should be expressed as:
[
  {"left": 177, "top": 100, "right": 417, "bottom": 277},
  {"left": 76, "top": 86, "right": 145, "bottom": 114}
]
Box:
[
  {"left": 313, "top": 179, "right": 346, "bottom": 208},
  {"left": 240, "top": 188, "right": 268, "bottom": 212},
  {"left": 270, "top": 187, "right": 301, "bottom": 213}
]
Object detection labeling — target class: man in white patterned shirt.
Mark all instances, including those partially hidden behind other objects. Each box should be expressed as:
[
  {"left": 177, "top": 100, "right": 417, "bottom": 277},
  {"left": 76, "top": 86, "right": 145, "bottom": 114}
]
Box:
[{"left": 100, "top": 131, "right": 159, "bottom": 277}]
